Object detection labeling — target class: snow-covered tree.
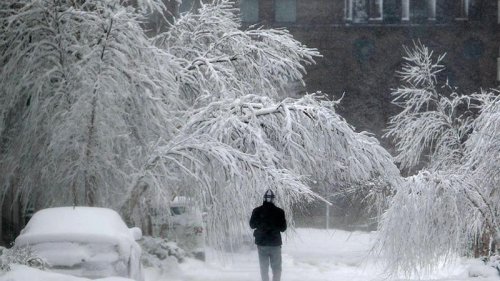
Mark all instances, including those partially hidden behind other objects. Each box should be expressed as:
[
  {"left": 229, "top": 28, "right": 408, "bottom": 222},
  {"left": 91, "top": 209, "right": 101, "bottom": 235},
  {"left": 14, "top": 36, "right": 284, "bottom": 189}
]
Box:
[
  {"left": 378, "top": 42, "right": 500, "bottom": 274},
  {"left": 0, "top": 0, "right": 182, "bottom": 208},
  {"left": 463, "top": 92, "right": 500, "bottom": 250},
  {"left": 0, "top": 0, "right": 400, "bottom": 249}
]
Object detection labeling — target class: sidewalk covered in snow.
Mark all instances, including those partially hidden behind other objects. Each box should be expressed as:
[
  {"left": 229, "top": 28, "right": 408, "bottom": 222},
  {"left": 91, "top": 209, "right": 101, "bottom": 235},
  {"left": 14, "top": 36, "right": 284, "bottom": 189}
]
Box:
[{"left": 145, "top": 229, "right": 500, "bottom": 281}]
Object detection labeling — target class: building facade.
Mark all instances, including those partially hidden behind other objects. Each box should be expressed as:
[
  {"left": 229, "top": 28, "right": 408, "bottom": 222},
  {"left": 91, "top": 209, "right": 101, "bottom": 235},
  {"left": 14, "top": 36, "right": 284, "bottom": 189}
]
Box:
[
  {"left": 239, "top": 0, "right": 500, "bottom": 147},
  {"left": 236, "top": 0, "right": 499, "bottom": 228}
]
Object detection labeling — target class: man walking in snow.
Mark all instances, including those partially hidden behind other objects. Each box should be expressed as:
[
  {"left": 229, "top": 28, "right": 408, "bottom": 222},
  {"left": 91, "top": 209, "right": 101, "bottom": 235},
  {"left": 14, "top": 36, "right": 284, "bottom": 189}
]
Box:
[{"left": 250, "top": 189, "right": 287, "bottom": 281}]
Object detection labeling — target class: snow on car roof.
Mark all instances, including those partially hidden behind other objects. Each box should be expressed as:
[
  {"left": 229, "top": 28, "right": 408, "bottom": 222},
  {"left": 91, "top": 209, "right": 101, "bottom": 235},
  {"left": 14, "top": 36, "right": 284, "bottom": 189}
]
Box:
[{"left": 15, "top": 207, "right": 134, "bottom": 248}]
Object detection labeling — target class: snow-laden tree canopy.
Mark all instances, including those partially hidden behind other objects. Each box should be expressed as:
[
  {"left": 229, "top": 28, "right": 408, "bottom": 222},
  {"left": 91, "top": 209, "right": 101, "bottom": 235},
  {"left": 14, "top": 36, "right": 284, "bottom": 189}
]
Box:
[
  {"left": 379, "top": 43, "right": 500, "bottom": 274},
  {"left": 0, "top": 0, "right": 400, "bottom": 248}
]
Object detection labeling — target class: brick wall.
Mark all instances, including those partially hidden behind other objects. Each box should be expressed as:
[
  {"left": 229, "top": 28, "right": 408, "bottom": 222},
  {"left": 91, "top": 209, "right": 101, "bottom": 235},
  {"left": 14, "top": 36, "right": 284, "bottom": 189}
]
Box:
[{"left": 245, "top": 0, "right": 499, "bottom": 145}]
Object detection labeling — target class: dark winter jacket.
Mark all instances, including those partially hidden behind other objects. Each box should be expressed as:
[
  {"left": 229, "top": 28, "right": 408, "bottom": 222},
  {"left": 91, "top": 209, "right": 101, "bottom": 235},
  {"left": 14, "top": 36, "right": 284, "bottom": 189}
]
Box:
[{"left": 249, "top": 202, "right": 287, "bottom": 246}]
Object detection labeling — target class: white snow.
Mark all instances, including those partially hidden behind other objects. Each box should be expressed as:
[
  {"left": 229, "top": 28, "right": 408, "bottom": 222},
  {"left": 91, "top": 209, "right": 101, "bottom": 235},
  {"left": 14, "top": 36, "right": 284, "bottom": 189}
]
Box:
[
  {"left": 2, "top": 228, "right": 500, "bottom": 281},
  {"left": 31, "top": 242, "right": 119, "bottom": 267},
  {"left": 15, "top": 207, "right": 142, "bottom": 264},
  {"left": 8, "top": 207, "right": 144, "bottom": 280},
  {"left": 144, "top": 228, "right": 500, "bottom": 281},
  {"left": 467, "top": 259, "right": 500, "bottom": 278},
  {"left": 16, "top": 207, "right": 135, "bottom": 247},
  {"left": 0, "top": 265, "right": 134, "bottom": 281}
]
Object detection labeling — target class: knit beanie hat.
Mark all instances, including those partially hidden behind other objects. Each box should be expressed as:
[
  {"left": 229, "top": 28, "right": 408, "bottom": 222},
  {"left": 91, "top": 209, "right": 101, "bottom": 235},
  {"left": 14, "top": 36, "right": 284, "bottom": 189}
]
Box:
[{"left": 263, "top": 189, "right": 275, "bottom": 203}]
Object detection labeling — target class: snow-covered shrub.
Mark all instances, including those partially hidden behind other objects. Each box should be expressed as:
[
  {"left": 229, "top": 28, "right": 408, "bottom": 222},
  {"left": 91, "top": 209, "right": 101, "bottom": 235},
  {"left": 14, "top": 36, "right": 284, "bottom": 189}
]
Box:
[
  {"left": 377, "top": 171, "right": 471, "bottom": 274},
  {"left": 139, "top": 236, "right": 186, "bottom": 275},
  {"left": 0, "top": 246, "right": 46, "bottom": 272},
  {"left": 468, "top": 256, "right": 500, "bottom": 278},
  {"left": 485, "top": 255, "right": 500, "bottom": 275}
]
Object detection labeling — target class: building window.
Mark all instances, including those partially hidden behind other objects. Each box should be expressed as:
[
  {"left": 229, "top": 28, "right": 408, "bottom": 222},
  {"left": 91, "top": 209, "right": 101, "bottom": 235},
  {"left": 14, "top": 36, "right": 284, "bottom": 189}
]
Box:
[
  {"left": 436, "top": 0, "right": 454, "bottom": 21},
  {"left": 353, "top": 0, "right": 369, "bottom": 22},
  {"left": 383, "top": 0, "right": 400, "bottom": 23},
  {"left": 240, "top": 0, "right": 259, "bottom": 23},
  {"left": 456, "top": 0, "right": 469, "bottom": 19},
  {"left": 410, "top": 0, "right": 427, "bottom": 21},
  {"left": 468, "top": 0, "right": 481, "bottom": 20},
  {"left": 345, "top": 0, "right": 353, "bottom": 20},
  {"left": 454, "top": 0, "right": 482, "bottom": 21},
  {"left": 346, "top": 0, "right": 443, "bottom": 23},
  {"left": 401, "top": 0, "right": 409, "bottom": 20},
  {"left": 275, "top": 0, "right": 297, "bottom": 23},
  {"left": 346, "top": 0, "right": 384, "bottom": 22},
  {"left": 402, "top": 0, "right": 436, "bottom": 21},
  {"left": 369, "top": 0, "right": 383, "bottom": 19},
  {"left": 428, "top": 0, "right": 436, "bottom": 19}
]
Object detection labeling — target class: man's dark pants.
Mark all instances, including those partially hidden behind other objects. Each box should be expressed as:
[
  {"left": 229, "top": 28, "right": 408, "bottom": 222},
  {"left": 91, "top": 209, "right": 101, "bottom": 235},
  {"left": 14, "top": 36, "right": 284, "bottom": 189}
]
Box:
[{"left": 257, "top": 245, "right": 282, "bottom": 281}]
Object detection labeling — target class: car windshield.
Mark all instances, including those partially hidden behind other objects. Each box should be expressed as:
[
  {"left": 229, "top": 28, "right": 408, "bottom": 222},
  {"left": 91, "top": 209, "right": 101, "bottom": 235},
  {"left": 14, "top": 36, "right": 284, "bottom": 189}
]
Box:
[
  {"left": 31, "top": 241, "right": 127, "bottom": 279},
  {"left": 170, "top": 206, "right": 186, "bottom": 215}
]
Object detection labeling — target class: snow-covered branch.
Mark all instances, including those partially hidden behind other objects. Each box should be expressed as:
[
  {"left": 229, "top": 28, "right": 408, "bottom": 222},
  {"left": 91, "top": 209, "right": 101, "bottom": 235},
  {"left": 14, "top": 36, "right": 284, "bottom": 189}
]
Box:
[
  {"left": 1, "top": 0, "right": 400, "bottom": 252},
  {"left": 182, "top": 94, "right": 400, "bottom": 188},
  {"left": 154, "top": 0, "right": 320, "bottom": 103},
  {"left": 379, "top": 43, "right": 500, "bottom": 275},
  {"left": 376, "top": 171, "right": 472, "bottom": 275},
  {"left": 385, "top": 42, "right": 477, "bottom": 171}
]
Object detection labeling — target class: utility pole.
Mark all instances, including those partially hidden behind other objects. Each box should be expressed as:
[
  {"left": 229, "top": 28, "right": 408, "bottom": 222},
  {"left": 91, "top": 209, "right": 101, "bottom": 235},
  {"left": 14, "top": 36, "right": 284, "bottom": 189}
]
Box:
[{"left": 326, "top": 201, "right": 330, "bottom": 229}]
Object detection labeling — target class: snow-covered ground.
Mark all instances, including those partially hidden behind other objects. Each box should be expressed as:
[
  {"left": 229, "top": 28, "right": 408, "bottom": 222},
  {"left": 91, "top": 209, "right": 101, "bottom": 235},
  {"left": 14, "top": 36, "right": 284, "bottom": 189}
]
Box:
[
  {"left": 0, "top": 265, "right": 134, "bottom": 281},
  {"left": 1, "top": 228, "right": 499, "bottom": 281},
  {"left": 145, "top": 228, "right": 500, "bottom": 281}
]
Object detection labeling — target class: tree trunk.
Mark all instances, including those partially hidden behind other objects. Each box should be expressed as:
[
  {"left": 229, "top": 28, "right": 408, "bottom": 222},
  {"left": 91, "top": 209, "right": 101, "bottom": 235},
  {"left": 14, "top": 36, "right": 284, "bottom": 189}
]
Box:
[
  {"left": 83, "top": 18, "right": 114, "bottom": 206},
  {"left": 474, "top": 231, "right": 494, "bottom": 257},
  {"left": 84, "top": 94, "right": 98, "bottom": 206},
  {"left": 120, "top": 180, "right": 149, "bottom": 226}
]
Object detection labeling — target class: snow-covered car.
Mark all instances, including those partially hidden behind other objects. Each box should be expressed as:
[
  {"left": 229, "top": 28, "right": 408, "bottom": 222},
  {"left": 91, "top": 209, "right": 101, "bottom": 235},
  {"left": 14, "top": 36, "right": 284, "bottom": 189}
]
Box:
[
  {"left": 14, "top": 207, "right": 144, "bottom": 281},
  {"left": 161, "top": 197, "right": 206, "bottom": 261}
]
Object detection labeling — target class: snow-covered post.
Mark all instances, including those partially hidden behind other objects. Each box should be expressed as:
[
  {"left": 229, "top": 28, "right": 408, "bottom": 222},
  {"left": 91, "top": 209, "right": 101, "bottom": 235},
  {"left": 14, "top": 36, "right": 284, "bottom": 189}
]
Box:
[{"left": 325, "top": 201, "right": 330, "bottom": 229}]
